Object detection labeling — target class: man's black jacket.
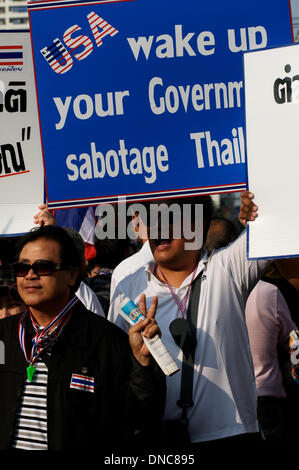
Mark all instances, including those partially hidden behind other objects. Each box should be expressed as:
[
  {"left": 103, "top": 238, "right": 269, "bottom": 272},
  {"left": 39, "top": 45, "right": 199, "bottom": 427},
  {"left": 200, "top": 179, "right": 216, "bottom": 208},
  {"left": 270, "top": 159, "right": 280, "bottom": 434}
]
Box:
[{"left": 0, "top": 302, "right": 166, "bottom": 450}]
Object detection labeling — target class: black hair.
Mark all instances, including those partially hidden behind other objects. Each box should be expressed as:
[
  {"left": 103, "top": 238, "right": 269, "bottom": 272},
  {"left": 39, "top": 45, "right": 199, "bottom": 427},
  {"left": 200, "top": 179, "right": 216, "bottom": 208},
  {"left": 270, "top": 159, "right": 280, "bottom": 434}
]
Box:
[{"left": 16, "top": 225, "right": 83, "bottom": 283}]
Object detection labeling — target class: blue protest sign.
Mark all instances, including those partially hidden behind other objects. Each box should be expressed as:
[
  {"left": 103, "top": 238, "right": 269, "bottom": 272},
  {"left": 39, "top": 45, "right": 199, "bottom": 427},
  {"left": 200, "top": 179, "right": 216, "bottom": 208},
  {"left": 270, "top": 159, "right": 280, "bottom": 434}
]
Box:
[{"left": 28, "top": 0, "right": 293, "bottom": 209}]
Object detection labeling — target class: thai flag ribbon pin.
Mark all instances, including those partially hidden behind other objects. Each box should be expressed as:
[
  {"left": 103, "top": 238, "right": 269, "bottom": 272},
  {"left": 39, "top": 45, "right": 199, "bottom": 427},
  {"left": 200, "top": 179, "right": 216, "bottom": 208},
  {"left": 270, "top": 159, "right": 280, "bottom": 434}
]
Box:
[{"left": 70, "top": 373, "right": 95, "bottom": 393}]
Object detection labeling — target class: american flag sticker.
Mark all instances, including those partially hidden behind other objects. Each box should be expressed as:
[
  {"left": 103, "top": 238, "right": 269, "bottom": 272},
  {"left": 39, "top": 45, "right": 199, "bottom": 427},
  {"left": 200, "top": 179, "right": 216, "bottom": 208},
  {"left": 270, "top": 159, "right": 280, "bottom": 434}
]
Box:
[
  {"left": 0, "top": 45, "right": 23, "bottom": 66},
  {"left": 70, "top": 373, "right": 95, "bottom": 393}
]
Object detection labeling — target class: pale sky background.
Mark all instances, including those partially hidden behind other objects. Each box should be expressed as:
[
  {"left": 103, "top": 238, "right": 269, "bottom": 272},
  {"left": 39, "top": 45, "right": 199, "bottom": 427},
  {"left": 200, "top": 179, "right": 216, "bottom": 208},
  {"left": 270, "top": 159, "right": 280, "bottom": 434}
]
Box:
[
  {"left": 291, "top": 0, "right": 299, "bottom": 38},
  {"left": 291, "top": 0, "right": 299, "bottom": 15}
]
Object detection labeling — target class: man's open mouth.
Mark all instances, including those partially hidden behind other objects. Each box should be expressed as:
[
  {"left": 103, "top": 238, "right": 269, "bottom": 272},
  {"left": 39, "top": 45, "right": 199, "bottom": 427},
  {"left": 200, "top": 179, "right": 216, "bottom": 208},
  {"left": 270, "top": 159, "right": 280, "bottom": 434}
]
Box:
[{"left": 155, "top": 238, "right": 172, "bottom": 246}]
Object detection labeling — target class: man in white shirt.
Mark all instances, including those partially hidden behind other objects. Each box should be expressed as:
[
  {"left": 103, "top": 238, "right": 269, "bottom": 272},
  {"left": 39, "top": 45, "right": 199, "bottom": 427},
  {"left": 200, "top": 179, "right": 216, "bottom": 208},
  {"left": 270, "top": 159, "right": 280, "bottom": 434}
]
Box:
[{"left": 108, "top": 193, "right": 272, "bottom": 456}]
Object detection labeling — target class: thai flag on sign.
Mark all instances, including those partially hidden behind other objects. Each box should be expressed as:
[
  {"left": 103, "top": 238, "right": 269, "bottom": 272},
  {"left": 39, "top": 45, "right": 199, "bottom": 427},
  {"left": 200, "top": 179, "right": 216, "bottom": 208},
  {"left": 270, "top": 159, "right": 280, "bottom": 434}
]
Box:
[
  {"left": 0, "top": 45, "right": 23, "bottom": 65},
  {"left": 70, "top": 373, "right": 95, "bottom": 393}
]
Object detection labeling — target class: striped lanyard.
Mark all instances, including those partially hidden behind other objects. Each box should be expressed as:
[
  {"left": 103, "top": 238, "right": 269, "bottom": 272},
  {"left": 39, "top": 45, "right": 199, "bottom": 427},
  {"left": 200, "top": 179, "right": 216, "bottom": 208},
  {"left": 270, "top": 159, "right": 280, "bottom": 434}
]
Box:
[
  {"left": 18, "top": 296, "right": 78, "bottom": 382},
  {"left": 156, "top": 264, "right": 198, "bottom": 318}
]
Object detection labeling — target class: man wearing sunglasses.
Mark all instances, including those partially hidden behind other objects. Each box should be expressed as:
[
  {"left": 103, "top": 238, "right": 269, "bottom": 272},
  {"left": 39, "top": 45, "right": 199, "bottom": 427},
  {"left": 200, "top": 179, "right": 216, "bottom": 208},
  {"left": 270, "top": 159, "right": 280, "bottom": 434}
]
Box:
[
  {"left": 0, "top": 225, "right": 165, "bottom": 451},
  {"left": 33, "top": 204, "right": 106, "bottom": 317}
]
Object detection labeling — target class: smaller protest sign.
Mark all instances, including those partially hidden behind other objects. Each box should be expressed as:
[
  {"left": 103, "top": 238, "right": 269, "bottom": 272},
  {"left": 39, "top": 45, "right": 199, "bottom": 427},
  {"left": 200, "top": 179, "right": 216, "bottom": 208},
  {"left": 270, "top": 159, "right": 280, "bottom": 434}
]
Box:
[
  {"left": 0, "top": 31, "right": 44, "bottom": 236},
  {"left": 244, "top": 43, "right": 299, "bottom": 259}
]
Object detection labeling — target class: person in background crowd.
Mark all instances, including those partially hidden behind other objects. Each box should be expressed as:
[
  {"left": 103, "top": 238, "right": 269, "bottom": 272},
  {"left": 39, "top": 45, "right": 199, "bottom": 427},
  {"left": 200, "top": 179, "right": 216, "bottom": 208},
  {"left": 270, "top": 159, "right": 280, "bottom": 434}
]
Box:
[
  {"left": 245, "top": 279, "right": 297, "bottom": 450},
  {"left": 238, "top": 190, "right": 299, "bottom": 451},
  {"left": 87, "top": 260, "right": 106, "bottom": 278},
  {"left": 0, "top": 285, "right": 26, "bottom": 319},
  {"left": 205, "top": 211, "right": 298, "bottom": 451},
  {"left": 0, "top": 225, "right": 165, "bottom": 450}
]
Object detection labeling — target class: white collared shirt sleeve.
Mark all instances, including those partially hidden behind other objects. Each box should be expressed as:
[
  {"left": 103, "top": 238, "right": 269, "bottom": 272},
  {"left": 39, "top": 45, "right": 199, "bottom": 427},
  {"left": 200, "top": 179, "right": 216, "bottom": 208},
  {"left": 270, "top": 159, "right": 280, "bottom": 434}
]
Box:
[
  {"left": 212, "top": 229, "right": 271, "bottom": 302},
  {"left": 107, "top": 283, "right": 130, "bottom": 332},
  {"left": 76, "top": 281, "right": 105, "bottom": 317}
]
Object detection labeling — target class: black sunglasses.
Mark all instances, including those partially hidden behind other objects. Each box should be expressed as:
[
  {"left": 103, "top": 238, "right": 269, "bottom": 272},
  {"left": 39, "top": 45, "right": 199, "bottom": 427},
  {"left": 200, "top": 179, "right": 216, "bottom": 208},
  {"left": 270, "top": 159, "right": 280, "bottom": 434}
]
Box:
[{"left": 13, "top": 260, "right": 68, "bottom": 277}]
